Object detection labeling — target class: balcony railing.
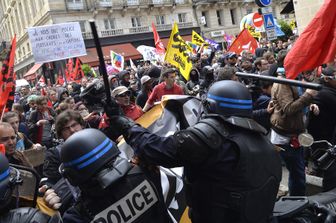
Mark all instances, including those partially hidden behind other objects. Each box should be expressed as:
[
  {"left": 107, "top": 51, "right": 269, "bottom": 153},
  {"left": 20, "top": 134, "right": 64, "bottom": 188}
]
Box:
[
  {"left": 129, "top": 26, "right": 149, "bottom": 33},
  {"left": 101, "top": 29, "right": 124, "bottom": 37},
  {"left": 155, "top": 24, "right": 172, "bottom": 31},
  {"left": 152, "top": 0, "right": 174, "bottom": 4},
  {"left": 177, "top": 22, "right": 193, "bottom": 28},
  {"left": 82, "top": 32, "right": 93, "bottom": 39},
  {"left": 67, "top": 2, "right": 84, "bottom": 10},
  {"left": 81, "top": 22, "right": 193, "bottom": 39},
  {"left": 99, "top": 1, "right": 113, "bottom": 7}
]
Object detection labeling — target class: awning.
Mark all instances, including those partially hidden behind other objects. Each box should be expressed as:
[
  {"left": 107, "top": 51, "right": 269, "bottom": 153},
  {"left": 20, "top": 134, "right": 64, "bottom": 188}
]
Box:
[
  {"left": 23, "top": 63, "right": 43, "bottom": 81},
  {"left": 161, "top": 35, "right": 192, "bottom": 47},
  {"left": 280, "top": 0, "right": 294, "bottom": 14},
  {"left": 79, "top": 43, "right": 141, "bottom": 66}
]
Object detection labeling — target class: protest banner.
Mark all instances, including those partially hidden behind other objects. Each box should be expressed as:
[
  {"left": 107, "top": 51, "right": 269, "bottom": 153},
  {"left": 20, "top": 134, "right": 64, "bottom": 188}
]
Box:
[
  {"left": 165, "top": 23, "right": 193, "bottom": 80},
  {"left": 28, "top": 22, "right": 87, "bottom": 63}
]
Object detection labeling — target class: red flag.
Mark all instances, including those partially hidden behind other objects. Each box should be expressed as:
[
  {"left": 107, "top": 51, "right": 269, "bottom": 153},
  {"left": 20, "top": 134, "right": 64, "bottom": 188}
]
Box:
[
  {"left": 228, "top": 29, "right": 258, "bottom": 55},
  {"left": 152, "top": 23, "right": 165, "bottom": 55},
  {"left": 57, "top": 72, "right": 65, "bottom": 85},
  {"left": 65, "top": 58, "right": 73, "bottom": 82},
  {"left": 72, "top": 58, "right": 84, "bottom": 83},
  {"left": 0, "top": 35, "right": 16, "bottom": 113},
  {"left": 284, "top": 0, "right": 336, "bottom": 79}
]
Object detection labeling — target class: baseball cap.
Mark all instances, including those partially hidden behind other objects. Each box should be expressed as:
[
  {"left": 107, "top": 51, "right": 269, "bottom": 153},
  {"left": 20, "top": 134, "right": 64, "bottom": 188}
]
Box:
[
  {"left": 111, "top": 86, "right": 129, "bottom": 98},
  {"left": 140, "top": 75, "right": 151, "bottom": 85}
]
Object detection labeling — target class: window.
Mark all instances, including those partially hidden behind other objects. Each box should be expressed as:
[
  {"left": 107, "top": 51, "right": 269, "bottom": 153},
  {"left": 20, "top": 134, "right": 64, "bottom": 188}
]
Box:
[
  {"left": 67, "top": 0, "right": 82, "bottom": 2},
  {"left": 15, "top": 9, "right": 21, "bottom": 32},
  {"left": 19, "top": 3, "right": 26, "bottom": 28},
  {"left": 230, "top": 9, "right": 236, "bottom": 25},
  {"left": 178, "top": 13, "right": 186, "bottom": 23},
  {"left": 27, "top": 43, "right": 30, "bottom": 52},
  {"left": 22, "top": 47, "right": 26, "bottom": 56},
  {"left": 201, "top": 11, "right": 208, "bottom": 27},
  {"left": 131, "top": 17, "right": 141, "bottom": 27},
  {"left": 155, "top": 15, "right": 165, "bottom": 25},
  {"left": 216, "top": 10, "right": 223, "bottom": 26},
  {"left": 79, "top": 21, "right": 86, "bottom": 32},
  {"left": 104, "top": 18, "right": 116, "bottom": 30},
  {"left": 246, "top": 8, "right": 253, "bottom": 15}
]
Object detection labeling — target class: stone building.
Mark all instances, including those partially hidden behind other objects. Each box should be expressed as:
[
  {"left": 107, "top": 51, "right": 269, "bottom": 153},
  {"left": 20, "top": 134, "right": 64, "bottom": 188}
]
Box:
[
  {"left": 0, "top": 0, "right": 199, "bottom": 81},
  {"left": 0, "top": 0, "right": 294, "bottom": 82}
]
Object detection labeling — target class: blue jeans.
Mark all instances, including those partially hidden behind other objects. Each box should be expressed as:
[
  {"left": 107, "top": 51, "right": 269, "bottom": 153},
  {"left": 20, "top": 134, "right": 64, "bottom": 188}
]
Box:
[{"left": 280, "top": 144, "right": 306, "bottom": 196}]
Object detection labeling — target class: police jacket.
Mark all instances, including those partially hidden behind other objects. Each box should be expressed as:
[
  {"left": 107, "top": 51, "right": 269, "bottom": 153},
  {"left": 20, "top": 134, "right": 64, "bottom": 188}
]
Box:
[
  {"left": 0, "top": 207, "right": 61, "bottom": 223},
  {"left": 126, "top": 115, "right": 282, "bottom": 223},
  {"left": 63, "top": 163, "right": 171, "bottom": 223}
]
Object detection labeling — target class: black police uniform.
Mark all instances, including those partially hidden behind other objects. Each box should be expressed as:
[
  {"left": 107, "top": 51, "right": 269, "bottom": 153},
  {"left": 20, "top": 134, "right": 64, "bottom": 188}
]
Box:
[
  {"left": 0, "top": 207, "right": 61, "bottom": 223},
  {"left": 60, "top": 129, "right": 171, "bottom": 223},
  {"left": 111, "top": 80, "right": 282, "bottom": 223},
  {"left": 0, "top": 154, "right": 62, "bottom": 223}
]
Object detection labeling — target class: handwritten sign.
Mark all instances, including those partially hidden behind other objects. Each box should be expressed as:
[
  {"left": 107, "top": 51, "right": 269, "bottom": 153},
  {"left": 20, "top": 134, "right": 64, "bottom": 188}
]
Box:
[{"left": 28, "top": 22, "right": 87, "bottom": 63}]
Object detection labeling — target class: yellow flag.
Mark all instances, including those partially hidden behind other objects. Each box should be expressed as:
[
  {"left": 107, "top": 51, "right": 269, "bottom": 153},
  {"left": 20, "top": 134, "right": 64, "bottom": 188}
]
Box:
[
  {"left": 165, "top": 23, "right": 193, "bottom": 80},
  {"left": 192, "top": 30, "right": 206, "bottom": 46}
]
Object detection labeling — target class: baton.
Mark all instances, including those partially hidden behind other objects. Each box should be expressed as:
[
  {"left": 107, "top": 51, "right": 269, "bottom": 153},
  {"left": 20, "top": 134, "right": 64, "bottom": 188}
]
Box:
[
  {"left": 89, "top": 20, "right": 111, "bottom": 104},
  {"left": 236, "top": 72, "right": 322, "bottom": 90}
]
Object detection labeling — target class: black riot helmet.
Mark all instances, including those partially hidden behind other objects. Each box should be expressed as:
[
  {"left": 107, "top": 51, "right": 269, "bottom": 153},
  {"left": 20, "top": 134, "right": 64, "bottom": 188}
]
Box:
[
  {"left": 206, "top": 80, "right": 253, "bottom": 118},
  {"left": 80, "top": 80, "right": 106, "bottom": 113},
  {"left": 0, "top": 155, "right": 21, "bottom": 211},
  {"left": 60, "top": 129, "right": 120, "bottom": 186}
]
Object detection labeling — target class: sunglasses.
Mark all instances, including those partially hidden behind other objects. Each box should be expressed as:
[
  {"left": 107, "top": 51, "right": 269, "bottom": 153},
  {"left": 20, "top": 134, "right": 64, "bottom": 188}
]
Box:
[{"left": 117, "top": 91, "right": 130, "bottom": 97}]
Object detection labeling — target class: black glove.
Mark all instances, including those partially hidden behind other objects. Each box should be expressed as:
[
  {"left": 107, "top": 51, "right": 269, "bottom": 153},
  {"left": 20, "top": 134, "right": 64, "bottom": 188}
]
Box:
[
  {"left": 108, "top": 116, "right": 137, "bottom": 139},
  {"left": 104, "top": 99, "right": 122, "bottom": 118}
]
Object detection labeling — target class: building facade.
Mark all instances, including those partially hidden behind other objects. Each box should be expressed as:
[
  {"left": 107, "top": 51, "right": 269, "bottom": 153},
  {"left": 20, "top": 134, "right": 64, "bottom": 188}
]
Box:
[
  {"left": 293, "top": 0, "right": 324, "bottom": 34},
  {"left": 193, "top": 0, "right": 293, "bottom": 44},
  {"left": 0, "top": 0, "right": 199, "bottom": 80},
  {"left": 0, "top": 0, "right": 294, "bottom": 82}
]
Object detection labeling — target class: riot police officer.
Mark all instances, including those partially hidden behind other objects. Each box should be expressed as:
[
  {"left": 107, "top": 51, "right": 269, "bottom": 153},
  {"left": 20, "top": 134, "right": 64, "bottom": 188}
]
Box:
[
  {"left": 0, "top": 154, "right": 61, "bottom": 222},
  {"left": 59, "top": 128, "right": 171, "bottom": 223},
  {"left": 109, "top": 80, "right": 282, "bottom": 223}
]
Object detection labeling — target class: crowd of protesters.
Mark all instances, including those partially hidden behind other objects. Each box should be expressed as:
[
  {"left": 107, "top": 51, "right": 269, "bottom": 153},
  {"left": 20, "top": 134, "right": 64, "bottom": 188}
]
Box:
[{"left": 0, "top": 35, "right": 336, "bottom": 221}]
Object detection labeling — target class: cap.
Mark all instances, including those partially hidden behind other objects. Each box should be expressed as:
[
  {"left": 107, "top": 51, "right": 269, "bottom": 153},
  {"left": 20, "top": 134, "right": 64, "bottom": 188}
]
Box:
[
  {"left": 140, "top": 75, "right": 151, "bottom": 85},
  {"left": 227, "top": 52, "right": 238, "bottom": 59},
  {"left": 111, "top": 86, "right": 129, "bottom": 98}
]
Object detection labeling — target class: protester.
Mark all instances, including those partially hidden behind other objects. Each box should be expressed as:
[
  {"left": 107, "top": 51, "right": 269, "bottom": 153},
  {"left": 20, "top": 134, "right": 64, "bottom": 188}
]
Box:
[
  {"left": 270, "top": 73, "right": 318, "bottom": 196},
  {"left": 112, "top": 86, "right": 143, "bottom": 120},
  {"left": 142, "top": 68, "right": 184, "bottom": 112},
  {"left": 2, "top": 112, "right": 43, "bottom": 151},
  {"left": 136, "top": 75, "right": 153, "bottom": 108},
  {"left": 0, "top": 122, "right": 32, "bottom": 167},
  {"left": 27, "top": 96, "right": 56, "bottom": 148}
]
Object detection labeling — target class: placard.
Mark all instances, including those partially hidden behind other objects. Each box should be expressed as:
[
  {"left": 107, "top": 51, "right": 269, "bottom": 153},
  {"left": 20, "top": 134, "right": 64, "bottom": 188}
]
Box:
[{"left": 28, "top": 22, "right": 87, "bottom": 63}]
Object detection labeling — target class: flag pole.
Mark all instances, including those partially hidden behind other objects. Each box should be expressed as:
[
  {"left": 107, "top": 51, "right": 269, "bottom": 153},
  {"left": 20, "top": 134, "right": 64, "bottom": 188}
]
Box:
[
  {"left": 0, "top": 105, "right": 6, "bottom": 122},
  {"left": 89, "top": 20, "right": 111, "bottom": 104}
]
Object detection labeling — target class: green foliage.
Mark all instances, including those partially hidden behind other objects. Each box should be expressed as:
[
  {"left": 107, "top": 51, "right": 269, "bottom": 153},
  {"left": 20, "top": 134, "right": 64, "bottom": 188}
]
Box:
[
  {"left": 81, "top": 64, "right": 92, "bottom": 77},
  {"left": 278, "top": 20, "right": 293, "bottom": 38}
]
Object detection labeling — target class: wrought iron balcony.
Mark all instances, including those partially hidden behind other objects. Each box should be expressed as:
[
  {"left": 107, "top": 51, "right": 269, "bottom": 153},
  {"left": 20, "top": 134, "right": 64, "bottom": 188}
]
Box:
[
  {"left": 177, "top": 22, "right": 193, "bottom": 28},
  {"left": 129, "top": 26, "right": 150, "bottom": 33},
  {"left": 82, "top": 32, "right": 93, "bottom": 39},
  {"left": 155, "top": 24, "right": 172, "bottom": 31},
  {"left": 101, "top": 29, "right": 124, "bottom": 37}
]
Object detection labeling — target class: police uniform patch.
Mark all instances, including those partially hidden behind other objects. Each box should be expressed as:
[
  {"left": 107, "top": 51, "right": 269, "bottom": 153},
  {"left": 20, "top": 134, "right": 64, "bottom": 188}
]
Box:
[{"left": 92, "top": 180, "right": 158, "bottom": 223}]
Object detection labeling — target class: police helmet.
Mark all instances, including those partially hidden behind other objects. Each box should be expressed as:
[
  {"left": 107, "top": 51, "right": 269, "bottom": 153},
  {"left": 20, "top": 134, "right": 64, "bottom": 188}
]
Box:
[
  {"left": 206, "top": 80, "right": 252, "bottom": 118},
  {"left": 60, "top": 129, "right": 120, "bottom": 186},
  {"left": 0, "top": 155, "right": 21, "bottom": 210},
  {"left": 80, "top": 80, "right": 106, "bottom": 112}
]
